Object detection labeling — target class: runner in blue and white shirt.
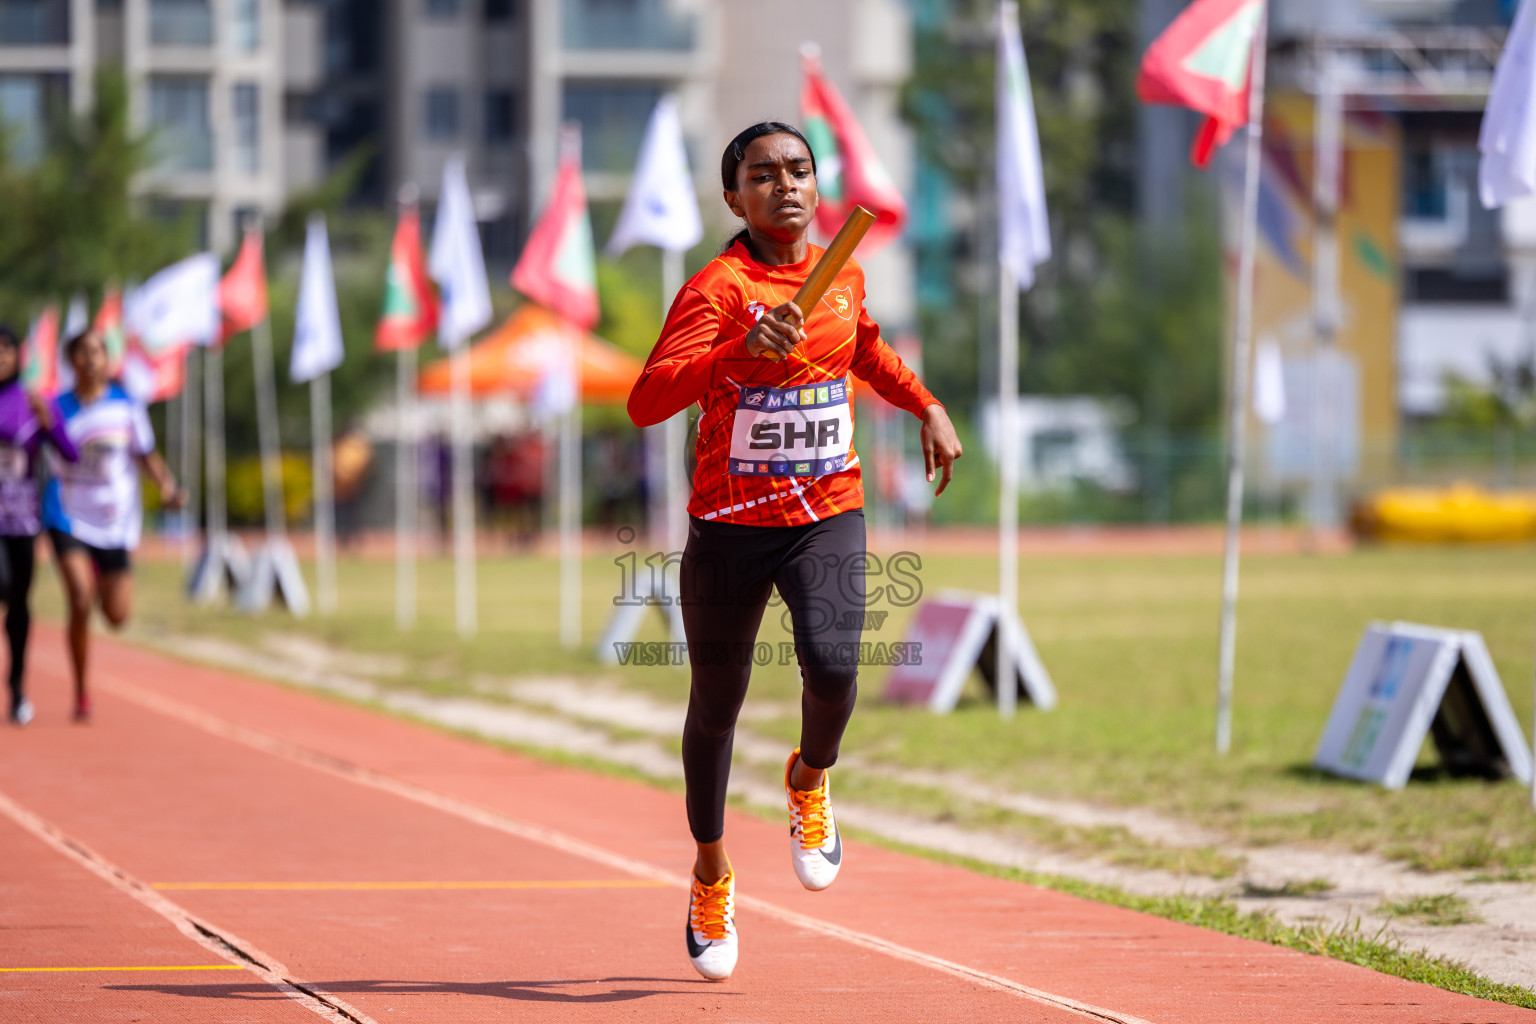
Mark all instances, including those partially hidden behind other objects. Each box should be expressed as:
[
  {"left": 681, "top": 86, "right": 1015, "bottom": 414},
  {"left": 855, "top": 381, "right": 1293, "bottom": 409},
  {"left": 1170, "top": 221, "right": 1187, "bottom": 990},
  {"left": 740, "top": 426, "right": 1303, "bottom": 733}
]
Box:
[{"left": 44, "top": 329, "right": 182, "bottom": 722}]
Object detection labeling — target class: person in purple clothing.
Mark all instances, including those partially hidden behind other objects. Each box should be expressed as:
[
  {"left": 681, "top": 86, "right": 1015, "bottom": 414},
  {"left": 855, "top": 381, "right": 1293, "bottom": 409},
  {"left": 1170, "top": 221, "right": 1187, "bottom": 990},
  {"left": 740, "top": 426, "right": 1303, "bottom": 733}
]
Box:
[{"left": 0, "top": 325, "right": 78, "bottom": 725}]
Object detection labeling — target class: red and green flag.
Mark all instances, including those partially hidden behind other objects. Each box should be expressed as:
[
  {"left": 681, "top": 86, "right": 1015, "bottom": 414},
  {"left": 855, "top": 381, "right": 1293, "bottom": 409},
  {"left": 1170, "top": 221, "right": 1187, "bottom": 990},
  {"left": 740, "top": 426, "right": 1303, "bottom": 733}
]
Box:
[
  {"left": 800, "top": 45, "right": 908, "bottom": 253},
  {"left": 93, "top": 286, "right": 125, "bottom": 375},
  {"left": 376, "top": 201, "right": 439, "bottom": 352},
  {"left": 511, "top": 125, "right": 599, "bottom": 330},
  {"left": 1137, "top": 0, "right": 1266, "bottom": 168},
  {"left": 218, "top": 228, "right": 269, "bottom": 342},
  {"left": 21, "top": 305, "right": 58, "bottom": 395},
  {"left": 120, "top": 336, "right": 188, "bottom": 404}
]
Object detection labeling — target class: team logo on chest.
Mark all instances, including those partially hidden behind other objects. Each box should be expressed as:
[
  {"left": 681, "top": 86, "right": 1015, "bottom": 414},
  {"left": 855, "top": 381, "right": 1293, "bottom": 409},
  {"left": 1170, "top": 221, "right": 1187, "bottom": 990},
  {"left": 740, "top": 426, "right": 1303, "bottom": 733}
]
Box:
[
  {"left": 746, "top": 300, "right": 769, "bottom": 322},
  {"left": 821, "top": 285, "right": 856, "bottom": 320}
]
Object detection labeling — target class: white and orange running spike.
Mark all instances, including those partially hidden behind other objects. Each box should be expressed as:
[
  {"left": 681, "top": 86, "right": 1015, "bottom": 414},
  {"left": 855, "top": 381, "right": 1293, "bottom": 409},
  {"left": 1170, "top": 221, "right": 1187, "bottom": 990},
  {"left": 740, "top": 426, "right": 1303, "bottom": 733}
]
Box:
[
  {"left": 785, "top": 749, "right": 842, "bottom": 891},
  {"left": 686, "top": 871, "right": 738, "bottom": 981}
]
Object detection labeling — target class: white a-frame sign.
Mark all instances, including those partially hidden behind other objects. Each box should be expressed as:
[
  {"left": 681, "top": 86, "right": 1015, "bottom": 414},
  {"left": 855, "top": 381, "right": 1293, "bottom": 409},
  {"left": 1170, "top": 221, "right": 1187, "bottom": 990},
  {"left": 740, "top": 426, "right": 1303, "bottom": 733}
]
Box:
[
  {"left": 596, "top": 559, "right": 685, "bottom": 665},
  {"left": 884, "top": 592, "right": 1056, "bottom": 713},
  {"left": 1314, "top": 622, "right": 1533, "bottom": 789}
]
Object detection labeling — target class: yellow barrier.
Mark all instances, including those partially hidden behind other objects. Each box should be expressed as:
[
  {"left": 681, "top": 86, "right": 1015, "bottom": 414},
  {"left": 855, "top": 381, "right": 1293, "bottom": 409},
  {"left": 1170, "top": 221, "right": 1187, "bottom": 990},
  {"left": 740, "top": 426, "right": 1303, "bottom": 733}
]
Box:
[{"left": 1351, "top": 483, "right": 1536, "bottom": 543}]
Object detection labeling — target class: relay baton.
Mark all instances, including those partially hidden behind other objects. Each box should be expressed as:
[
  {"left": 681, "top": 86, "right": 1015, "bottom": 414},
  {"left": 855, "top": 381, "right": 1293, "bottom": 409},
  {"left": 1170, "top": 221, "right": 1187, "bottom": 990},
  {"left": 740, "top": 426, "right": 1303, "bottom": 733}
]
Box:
[{"left": 764, "top": 205, "right": 878, "bottom": 361}]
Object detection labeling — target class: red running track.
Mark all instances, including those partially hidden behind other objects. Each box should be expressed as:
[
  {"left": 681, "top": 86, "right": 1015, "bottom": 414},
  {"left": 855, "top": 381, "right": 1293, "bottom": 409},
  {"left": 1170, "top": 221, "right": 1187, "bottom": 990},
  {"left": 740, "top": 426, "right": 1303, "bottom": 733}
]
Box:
[{"left": 0, "top": 625, "right": 1529, "bottom": 1023}]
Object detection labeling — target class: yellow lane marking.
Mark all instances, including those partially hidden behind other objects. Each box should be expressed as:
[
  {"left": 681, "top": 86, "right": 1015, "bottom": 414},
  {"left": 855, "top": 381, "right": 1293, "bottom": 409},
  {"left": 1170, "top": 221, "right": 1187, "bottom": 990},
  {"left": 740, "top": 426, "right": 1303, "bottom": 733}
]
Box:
[
  {"left": 0, "top": 965, "right": 244, "bottom": 973},
  {"left": 152, "top": 879, "right": 669, "bottom": 892}
]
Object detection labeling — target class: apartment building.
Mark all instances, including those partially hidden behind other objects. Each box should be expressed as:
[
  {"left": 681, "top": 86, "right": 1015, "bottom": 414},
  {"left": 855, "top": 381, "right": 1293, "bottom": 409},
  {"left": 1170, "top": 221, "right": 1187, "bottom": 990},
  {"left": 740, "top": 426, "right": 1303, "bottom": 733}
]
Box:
[
  {"left": 316, "top": 0, "right": 915, "bottom": 318},
  {"left": 0, "top": 0, "right": 326, "bottom": 251}
]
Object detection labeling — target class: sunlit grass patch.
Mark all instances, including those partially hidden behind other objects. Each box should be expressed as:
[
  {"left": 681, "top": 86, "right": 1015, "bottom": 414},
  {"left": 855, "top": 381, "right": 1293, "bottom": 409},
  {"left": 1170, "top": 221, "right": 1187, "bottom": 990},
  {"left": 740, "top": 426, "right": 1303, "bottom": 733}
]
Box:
[{"left": 1381, "top": 893, "right": 1484, "bottom": 927}]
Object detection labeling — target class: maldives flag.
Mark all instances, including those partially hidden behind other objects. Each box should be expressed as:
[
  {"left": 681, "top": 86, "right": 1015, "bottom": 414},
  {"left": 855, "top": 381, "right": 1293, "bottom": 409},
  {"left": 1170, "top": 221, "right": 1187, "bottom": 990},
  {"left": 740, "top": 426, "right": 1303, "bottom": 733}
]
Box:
[
  {"left": 376, "top": 202, "right": 439, "bottom": 351},
  {"left": 21, "top": 305, "right": 59, "bottom": 395},
  {"left": 219, "top": 227, "right": 269, "bottom": 341},
  {"left": 1137, "top": 0, "right": 1266, "bottom": 168},
  {"left": 93, "top": 286, "right": 126, "bottom": 375},
  {"left": 511, "top": 125, "right": 599, "bottom": 329},
  {"left": 120, "top": 337, "right": 188, "bottom": 404},
  {"left": 801, "top": 45, "right": 908, "bottom": 253}
]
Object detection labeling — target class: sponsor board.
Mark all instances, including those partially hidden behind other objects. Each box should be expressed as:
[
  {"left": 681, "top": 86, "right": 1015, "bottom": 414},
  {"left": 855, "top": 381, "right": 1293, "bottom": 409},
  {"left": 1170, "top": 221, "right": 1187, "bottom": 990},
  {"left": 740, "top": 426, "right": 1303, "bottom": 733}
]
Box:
[
  {"left": 1313, "top": 622, "right": 1533, "bottom": 788},
  {"left": 883, "top": 592, "right": 1056, "bottom": 714}
]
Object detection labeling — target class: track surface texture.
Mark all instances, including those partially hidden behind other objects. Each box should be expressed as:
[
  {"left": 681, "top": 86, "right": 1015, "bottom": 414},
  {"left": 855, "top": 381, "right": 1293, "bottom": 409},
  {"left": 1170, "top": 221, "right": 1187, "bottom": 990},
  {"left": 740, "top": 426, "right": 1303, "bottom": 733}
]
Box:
[{"left": 0, "top": 625, "right": 1529, "bottom": 1023}]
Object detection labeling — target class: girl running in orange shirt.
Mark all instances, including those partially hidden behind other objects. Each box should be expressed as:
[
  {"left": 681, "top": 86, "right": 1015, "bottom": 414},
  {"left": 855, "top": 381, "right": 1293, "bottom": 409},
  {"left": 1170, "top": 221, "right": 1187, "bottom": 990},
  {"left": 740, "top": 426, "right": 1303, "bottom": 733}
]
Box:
[{"left": 628, "top": 121, "right": 963, "bottom": 981}]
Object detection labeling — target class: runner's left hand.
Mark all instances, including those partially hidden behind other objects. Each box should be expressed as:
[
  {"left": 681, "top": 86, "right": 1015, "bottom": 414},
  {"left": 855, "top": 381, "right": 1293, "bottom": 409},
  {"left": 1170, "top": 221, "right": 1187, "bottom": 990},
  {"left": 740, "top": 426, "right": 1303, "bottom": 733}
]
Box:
[
  {"left": 920, "top": 405, "right": 962, "bottom": 497},
  {"left": 161, "top": 483, "right": 186, "bottom": 512}
]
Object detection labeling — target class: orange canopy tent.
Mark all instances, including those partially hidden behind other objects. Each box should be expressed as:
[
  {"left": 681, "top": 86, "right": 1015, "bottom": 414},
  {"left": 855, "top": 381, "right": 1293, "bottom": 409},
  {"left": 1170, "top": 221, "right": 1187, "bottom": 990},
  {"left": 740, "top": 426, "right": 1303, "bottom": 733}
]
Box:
[{"left": 417, "top": 303, "right": 643, "bottom": 404}]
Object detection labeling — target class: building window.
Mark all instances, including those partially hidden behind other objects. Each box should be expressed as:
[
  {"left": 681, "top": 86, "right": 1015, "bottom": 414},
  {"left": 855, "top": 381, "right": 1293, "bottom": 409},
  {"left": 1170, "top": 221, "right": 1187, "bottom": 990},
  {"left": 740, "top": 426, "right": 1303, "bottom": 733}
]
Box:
[
  {"left": 150, "top": 198, "right": 209, "bottom": 249},
  {"left": 424, "top": 87, "right": 459, "bottom": 141},
  {"left": 485, "top": 0, "right": 513, "bottom": 21},
  {"left": 232, "top": 204, "right": 260, "bottom": 238},
  {"left": 484, "top": 89, "right": 514, "bottom": 145},
  {"left": 150, "top": 0, "right": 213, "bottom": 47},
  {"left": 148, "top": 76, "right": 213, "bottom": 172},
  {"left": 232, "top": 82, "right": 259, "bottom": 174},
  {"left": 424, "top": 0, "right": 459, "bottom": 16},
  {"left": 0, "top": 0, "right": 70, "bottom": 45},
  {"left": 229, "top": 0, "right": 259, "bottom": 52},
  {"left": 562, "top": 80, "right": 662, "bottom": 171},
  {"left": 0, "top": 75, "right": 44, "bottom": 165},
  {"left": 562, "top": 0, "right": 692, "bottom": 51}
]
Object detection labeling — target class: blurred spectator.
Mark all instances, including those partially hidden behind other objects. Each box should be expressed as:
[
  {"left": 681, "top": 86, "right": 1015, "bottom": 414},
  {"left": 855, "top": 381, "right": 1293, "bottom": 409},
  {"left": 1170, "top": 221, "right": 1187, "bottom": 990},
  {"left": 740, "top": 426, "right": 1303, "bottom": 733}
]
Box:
[
  {"left": 332, "top": 429, "right": 373, "bottom": 550},
  {"left": 485, "top": 431, "right": 546, "bottom": 549},
  {"left": 592, "top": 428, "right": 643, "bottom": 528}
]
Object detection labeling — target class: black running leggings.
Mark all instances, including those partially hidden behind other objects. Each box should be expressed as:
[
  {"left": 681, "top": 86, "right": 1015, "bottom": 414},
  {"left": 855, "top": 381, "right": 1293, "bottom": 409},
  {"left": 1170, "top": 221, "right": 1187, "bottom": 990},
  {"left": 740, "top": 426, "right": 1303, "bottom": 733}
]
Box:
[
  {"left": 680, "top": 509, "right": 866, "bottom": 844},
  {"left": 0, "top": 534, "right": 35, "bottom": 711}
]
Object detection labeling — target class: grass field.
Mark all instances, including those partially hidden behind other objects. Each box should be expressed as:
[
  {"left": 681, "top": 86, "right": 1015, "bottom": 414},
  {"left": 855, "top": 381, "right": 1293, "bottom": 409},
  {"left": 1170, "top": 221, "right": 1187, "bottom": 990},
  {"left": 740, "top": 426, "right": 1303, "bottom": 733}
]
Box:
[{"left": 66, "top": 540, "right": 1536, "bottom": 876}]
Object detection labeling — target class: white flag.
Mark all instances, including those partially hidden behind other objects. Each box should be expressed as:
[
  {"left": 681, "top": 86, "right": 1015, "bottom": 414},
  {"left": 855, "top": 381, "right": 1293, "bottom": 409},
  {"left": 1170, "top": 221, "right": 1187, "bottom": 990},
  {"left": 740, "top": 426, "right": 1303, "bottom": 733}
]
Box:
[
  {"left": 996, "top": 1, "right": 1051, "bottom": 289},
  {"left": 1480, "top": 0, "right": 1536, "bottom": 208},
  {"left": 290, "top": 214, "right": 345, "bottom": 384},
  {"left": 58, "top": 291, "right": 87, "bottom": 391},
  {"left": 63, "top": 292, "right": 88, "bottom": 336},
  {"left": 125, "top": 253, "right": 221, "bottom": 352},
  {"left": 606, "top": 95, "right": 704, "bottom": 256},
  {"left": 430, "top": 154, "right": 493, "bottom": 350},
  {"left": 1253, "top": 338, "right": 1287, "bottom": 426}
]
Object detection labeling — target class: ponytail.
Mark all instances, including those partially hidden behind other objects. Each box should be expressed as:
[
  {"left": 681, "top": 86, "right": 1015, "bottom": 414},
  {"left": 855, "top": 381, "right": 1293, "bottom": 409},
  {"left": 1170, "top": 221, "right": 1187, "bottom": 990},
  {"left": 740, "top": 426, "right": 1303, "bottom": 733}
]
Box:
[{"left": 719, "top": 227, "right": 751, "bottom": 256}]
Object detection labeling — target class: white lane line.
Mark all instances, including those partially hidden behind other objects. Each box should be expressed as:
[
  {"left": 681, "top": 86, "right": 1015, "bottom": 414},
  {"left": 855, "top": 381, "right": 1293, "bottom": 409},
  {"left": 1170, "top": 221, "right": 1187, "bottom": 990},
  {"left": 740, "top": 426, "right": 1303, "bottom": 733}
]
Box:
[
  {"left": 103, "top": 675, "right": 1156, "bottom": 1024},
  {"left": 0, "top": 786, "right": 379, "bottom": 1024}
]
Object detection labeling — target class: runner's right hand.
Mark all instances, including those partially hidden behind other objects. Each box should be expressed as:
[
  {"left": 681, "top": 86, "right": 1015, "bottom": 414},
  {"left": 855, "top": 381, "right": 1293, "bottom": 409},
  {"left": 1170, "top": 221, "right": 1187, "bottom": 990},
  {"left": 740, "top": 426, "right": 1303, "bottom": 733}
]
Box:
[{"left": 745, "top": 302, "right": 805, "bottom": 361}]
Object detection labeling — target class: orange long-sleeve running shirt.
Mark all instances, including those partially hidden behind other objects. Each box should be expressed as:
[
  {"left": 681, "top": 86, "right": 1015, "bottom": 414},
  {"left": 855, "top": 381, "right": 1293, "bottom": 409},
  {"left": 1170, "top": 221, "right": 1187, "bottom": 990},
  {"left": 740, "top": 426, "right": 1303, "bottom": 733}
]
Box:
[{"left": 628, "top": 240, "right": 939, "bottom": 527}]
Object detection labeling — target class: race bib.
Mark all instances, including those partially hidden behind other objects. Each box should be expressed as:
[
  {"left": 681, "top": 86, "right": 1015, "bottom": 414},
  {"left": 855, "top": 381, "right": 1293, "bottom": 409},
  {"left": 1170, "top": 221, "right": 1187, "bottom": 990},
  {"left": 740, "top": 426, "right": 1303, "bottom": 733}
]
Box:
[
  {"left": 77, "top": 440, "right": 121, "bottom": 481},
  {"left": 729, "top": 378, "right": 853, "bottom": 478}
]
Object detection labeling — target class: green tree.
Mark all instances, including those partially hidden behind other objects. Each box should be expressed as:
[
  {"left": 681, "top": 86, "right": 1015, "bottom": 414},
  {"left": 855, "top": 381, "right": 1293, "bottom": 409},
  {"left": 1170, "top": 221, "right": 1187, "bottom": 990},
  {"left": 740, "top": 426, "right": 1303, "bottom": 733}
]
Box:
[
  {"left": 0, "top": 69, "right": 196, "bottom": 324},
  {"left": 902, "top": 0, "right": 1221, "bottom": 434}
]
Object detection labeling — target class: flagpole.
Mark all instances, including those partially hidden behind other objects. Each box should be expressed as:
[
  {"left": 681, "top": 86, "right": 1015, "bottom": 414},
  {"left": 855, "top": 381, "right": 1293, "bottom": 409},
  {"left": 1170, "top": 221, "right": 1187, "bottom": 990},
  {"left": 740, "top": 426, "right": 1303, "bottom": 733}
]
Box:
[
  {"left": 180, "top": 347, "right": 201, "bottom": 569},
  {"left": 396, "top": 343, "right": 417, "bottom": 629},
  {"left": 661, "top": 246, "right": 688, "bottom": 556},
  {"left": 1309, "top": 42, "right": 1341, "bottom": 540},
  {"left": 1215, "top": 15, "right": 1269, "bottom": 756},
  {"left": 394, "top": 186, "right": 421, "bottom": 631},
  {"left": 310, "top": 370, "right": 337, "bottom": 615},
  {"left": 450, "top": 340, "right": 477, "bottom": 637},
  {"left": 558, "top": 339, "right": 582, "bottom": 650},
  {"left": 997, "top": 262, "right": 1019, "bottom": 719},
  {"left": 166, "top": 385, "right": 183, "bottom": 554},
  {"left": 203, "top": 343, "right": 227, "bottom": 602},
  {"left": 642, "top": 247, "right": 685, "bottom": 555},
  {"left": 251, "top": 311, "right": 288, "bottom": 545}
]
